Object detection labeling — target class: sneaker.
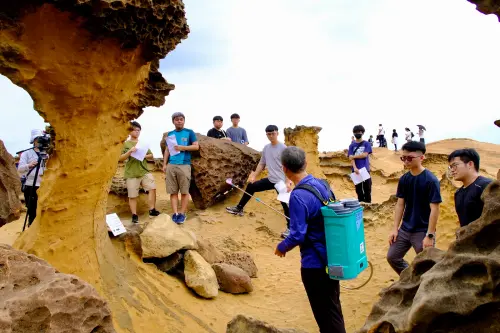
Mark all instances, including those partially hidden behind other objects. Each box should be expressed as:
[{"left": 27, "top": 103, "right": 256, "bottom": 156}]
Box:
[
  {"left": 281, "top": 228, "right": 290, "bottom": 238},
  {"left": 176, "top": 213, "right": 186, "bottom": 224},
  {"left": 132, "top": 214, "right": 139, "bottom": 224},
  {"left": 226, "top": 206, "right": 244, "bottom": 216},
  {"left": 172, "top": 213, "right": 179, "bottom": 223},
  {"left": 149, "top": 208, "right": 160, "bottom": 218}
]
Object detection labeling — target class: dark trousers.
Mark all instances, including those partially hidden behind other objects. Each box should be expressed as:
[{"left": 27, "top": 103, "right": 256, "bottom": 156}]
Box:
[
  {"left": 23, "top": 186, "right": 39, "bottom": 225},
  {"left": 355, "top": 178, "right": 372, "bottom": 203},
  {"left": 386, "top": 229, "right": 427, "bottom": 275},
  {"left": 420, "top": 138, "right": 425, "bottom": 145},
  {"left": 237, "top": 177, "right": 290, "bottom": 228},
  {"left": 301, "top": 268, "right": 346, "bottom": 333}
]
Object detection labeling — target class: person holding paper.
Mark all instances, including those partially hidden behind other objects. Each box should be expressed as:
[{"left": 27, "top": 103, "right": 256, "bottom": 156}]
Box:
[
  {"left": 348, "top": 125, "right": 373, "bottom": 203},
  {"left": 119, "top": 121, "right": 160, "bottom": 224},
  {"left": 162, "top": 112, "right": 199, "bottom": 224},
  {"left": 387, "top": 141, "right": 441, "bottom": 275}
]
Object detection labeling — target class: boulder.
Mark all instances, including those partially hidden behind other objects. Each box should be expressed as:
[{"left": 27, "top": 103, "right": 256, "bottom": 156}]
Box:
[
  {"left": 223, "top": 251, "right": 258, "bottom": 278},
  {"left": 284, "top": 126, "right": 326, "bottom": 179},
  {"left": 140, "top": 214, "right": 197, "bottom": 258},
  {"left": 160, "top": 133, "right": 261, "bottom": 209},
  {"left": 184, "top": 250, "right": 219, "bottom": 299},
  {"left": 107, "top": 164, "right": 152, "bottom": 215},
  {"left": 226, "top": 314, "right": 307, "bottom": 333},
  {"left": 146, "top": 252, "right": 184, "bottom": 274},
  {"left": 0, "top": 140, "right": 22, "bottom": 227},
  {"left": 359, "top": 181, "right": 500, "bottom": 333},
  {"left": 0, "top": 244, "right": 115, "bottom": 332},
  {"left": 197, "top": 238, "right": 225, "bottom": 264},
  {"left": 212, "top": 263, "right": 253, "bottom": 294}
]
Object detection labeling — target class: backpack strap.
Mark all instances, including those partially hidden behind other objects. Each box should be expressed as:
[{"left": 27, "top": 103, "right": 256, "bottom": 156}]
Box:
[{"left": 293, "top": 179, "right": 336, "bottom": 206}]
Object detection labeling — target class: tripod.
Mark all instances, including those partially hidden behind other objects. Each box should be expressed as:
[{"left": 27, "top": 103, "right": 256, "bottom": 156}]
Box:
[{"left": 17, "top": 147, "right": 46, "bottom": 232}]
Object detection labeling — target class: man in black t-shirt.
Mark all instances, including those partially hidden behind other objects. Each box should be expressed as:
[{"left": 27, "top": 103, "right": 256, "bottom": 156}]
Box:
[
  {"left": 448, "top": 148, "right": 492, "bottom": 227},
  {"left": 387, "top": 141, "right": 442, "bottom": 275},
  {"left": 207, "top": 116, "right": 231, "bottom": 140}
]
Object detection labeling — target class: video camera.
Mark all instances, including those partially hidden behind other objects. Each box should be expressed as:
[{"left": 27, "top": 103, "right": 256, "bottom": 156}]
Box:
[{"left": 35, "top": 133, "right": 51, "bottom": 157}]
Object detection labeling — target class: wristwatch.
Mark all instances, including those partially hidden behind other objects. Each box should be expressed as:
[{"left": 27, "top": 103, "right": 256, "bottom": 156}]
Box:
[{"left": 426, "top": 233, "right": 435, "bottom": 239}]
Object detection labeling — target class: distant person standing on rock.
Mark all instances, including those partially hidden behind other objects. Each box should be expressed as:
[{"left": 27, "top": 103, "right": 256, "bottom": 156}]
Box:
[
  {"left": 207, "top": 116, "right": 231, "bottom": 140},
  {"left": 348, "top": 125, "right": 373, "bottom": 203},
  {"left": 368, "top": 135, "right": 374, "bottom": 146},
  {"left": 119, "top": 121, "right": 160, "bottom": 224},
  {"left": 226, "top": 113, "right": 249, "bottom": 145},
  {"left": 417, "top": 125, "right": 426, "bottom": 144},
  {"left": 377, "top": 124, "right": 386, "bottom": 147},
  {"left": 275, "top": 146, "right": 346, "bottom": 333},
  {"left": 163, "top": 112, "right": 199, "bottom": 224},
  {"left": 387, "top": 141, "right": 441, "bottom": 275},
  {"left": 448, "top": 149, "right": 492, "bottom": 227},
  {"left": 392, "top": 129, "right": 399, "bottom": 151},
  {"left": 405, "top": 127, "right": 412, "bottom": 142},
  {"left": 226, "top": 125, "right": 292, "bottom": 237}
]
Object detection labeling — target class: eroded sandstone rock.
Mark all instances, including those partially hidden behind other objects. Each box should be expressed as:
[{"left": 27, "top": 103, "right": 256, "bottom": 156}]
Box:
[
  {"left": 223, "top": 251, "right": 258, "bottom": 278},
  {"left": 184, "top": 250, "right": 219, "bottom": 299},
  {"left": 0, "top": 244, "right": 115, "bottom": 332},
  {"left": 284, "top": 126, "right": 326, "bottom": 179},
  {"left": 146, "top": 251, "right": 184, "bottom": 274},
  {"left": 197, "top": 238, "right": 225, "bottom": 264},
  {"left": 359, "top": 181, "right": 500, "bottom": 333},
  {"left": 161, "top": 133, "right": 261, "bottom": 209},
  {"left": 0, "top": 140, "right": 22, "bottom": 227},
  {"left": 140, "top": 214, "right": 197, "bottom": 259},
  {"left": 213, "top": 263, "right": 253, "bottom": 294},
  {"left": 226, "top": 314, "right": 307, "bottom": 333}
]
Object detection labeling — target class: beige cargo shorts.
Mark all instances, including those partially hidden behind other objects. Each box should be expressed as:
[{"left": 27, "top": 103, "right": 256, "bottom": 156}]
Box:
[
  {"left": 165, "top": 164, "right": 191, "bottom": 194},
  {"left": 126, "top": 173, "right": 156, "bottom": 198}
]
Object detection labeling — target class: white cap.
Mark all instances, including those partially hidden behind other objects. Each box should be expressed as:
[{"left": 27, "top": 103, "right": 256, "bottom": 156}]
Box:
[{"left": 30, "top": 129, "right": 44, "bottom": 144}]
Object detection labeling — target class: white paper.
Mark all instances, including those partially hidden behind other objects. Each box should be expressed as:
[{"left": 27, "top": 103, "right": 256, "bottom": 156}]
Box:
[
  {"left": 105, "top": 213, "right": 127, "bottom": 236},
  {"left": 350, "top": 167, "right": 371, "bottom": 185},
  {"left": 130, "top": 141, "right": 149, "bottom": 161},
  {"left": 274, "top": 181, "right": 287, "bottom": 193},
  {"left": 277, "top": 192, "right": 291, "bottom": 204},
  {"left": 166, "top": 135, "right": 180, "bottom": 156}
]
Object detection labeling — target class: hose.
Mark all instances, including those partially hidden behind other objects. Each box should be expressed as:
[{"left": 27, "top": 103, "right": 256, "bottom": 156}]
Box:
[{"left": 339, "top": 260, "right": 374, "bottom": 290}]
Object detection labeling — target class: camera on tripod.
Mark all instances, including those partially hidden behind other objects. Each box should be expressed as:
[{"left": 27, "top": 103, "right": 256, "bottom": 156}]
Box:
[{"left": 35, "top": 133, "right": 51, "bottom": 158}]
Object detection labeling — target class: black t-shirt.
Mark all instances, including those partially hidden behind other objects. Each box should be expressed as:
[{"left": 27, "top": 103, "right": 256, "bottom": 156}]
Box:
[
  {"left": 454, "top": 176, "right": 492, "bottom": 227},
  {"left": 207, "top": 128, "right": 228, "bottom": 139},
  {"left": 392, "top": 132, "right": 398, "bottom": 138},
  {"left": 397, "top": 169, "right": 442, "bottom": 232}
]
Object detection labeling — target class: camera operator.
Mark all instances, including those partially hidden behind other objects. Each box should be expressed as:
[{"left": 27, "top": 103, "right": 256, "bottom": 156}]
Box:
[{"left": 17, "top": 129, "right": 48, "bottom": 225}]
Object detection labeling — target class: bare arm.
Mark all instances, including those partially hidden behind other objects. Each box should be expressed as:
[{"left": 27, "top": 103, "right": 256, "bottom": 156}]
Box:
[
  {"left": 428, "top": 203, "right": 439, "bottom": 234},
  {"left": 163, "top": 148, "right": 170, "bottom": 167},
  {"left": 253, "top": 163, "right": 265, "bottom": 178},
  {"left": 351, "top": 159, "right": 358, "bottom": 171},
  {"left": 393, "top": 198, "right": 405, "bottom": 230},
  {"left": 118, "top": 149, "right": 133, "bottom": 162},
  {"left": 353, "top": 152, "right": 369, "bottom": 159},
  {"left": 179, "top": 141, "right": 199, "bottom": 152}
]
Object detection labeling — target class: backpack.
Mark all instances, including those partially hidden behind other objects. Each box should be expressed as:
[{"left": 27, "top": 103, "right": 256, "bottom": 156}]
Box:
[{"left": 411, "top": 132, "right": 415, "bottom": 138}]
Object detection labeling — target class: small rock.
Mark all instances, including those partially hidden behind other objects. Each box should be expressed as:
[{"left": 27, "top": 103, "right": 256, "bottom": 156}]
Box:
[
  {"left": 226, "top": 314, "right": 307, "bottom": 333},
  {"left": 212, "top": 263, "right": 253, "bottom": 294},
  {"left": 184, "top": 250, "right": 219, "bottom": 299},
  {"left": 197, "top": 238, "right": 225, "bottom": 264},
  {"left": 140, "top": 214, "right": 197, "bottom": 258},
  {"left": 146, "top": 252, "right": 184, "bottom": 274},
  {"left": 223, "top": 251, "right": 258, "bottom": 278}
]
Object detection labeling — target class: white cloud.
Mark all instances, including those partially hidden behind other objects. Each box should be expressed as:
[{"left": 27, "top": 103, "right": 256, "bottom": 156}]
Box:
[{"left": 2, "top": 0, "right": 500, "bottom": 157}]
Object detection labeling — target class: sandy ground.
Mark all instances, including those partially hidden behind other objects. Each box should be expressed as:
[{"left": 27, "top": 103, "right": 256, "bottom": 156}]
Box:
[{"left": 2, "top": 139, "right": 498, "bottom": 333}]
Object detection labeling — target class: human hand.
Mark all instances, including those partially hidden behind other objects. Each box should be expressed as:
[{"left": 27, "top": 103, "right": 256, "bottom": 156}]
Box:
[
  {"left": 349, "top": 155, "right": 355, "bottom": 161},
  {"left": 129, "top": 147, "right": 137, "bottom": 154},
  {"left": 388, "top": 228, "right": 398, "bottom": 245},
  {"left": 174, "top": 145, "right": 183, "bottom": 152},
  {"left": 162, "top": 164, "right": 167, "bottom": 173},
  {"left": 274, "top": 247, "right": 286, "bottom": 257},
  {"left": 28, "top": 160, "right": 38, "bottom": 168},
  {"left": 354, "top": 168, "right": 360, "bottom": 175},
  {"left": 248, "top": 173, "right": 256, "bottom": 183},
  {"left": 423, "top": 236, "right": 434, "bottom": 249}
]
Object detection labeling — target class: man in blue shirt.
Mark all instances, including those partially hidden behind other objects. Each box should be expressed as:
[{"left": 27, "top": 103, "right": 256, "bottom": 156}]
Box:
[
  {"left": 275, "top": 146, "right": 346, "bottom": 333},
  {"left": 162, "top": 112, "right": 199, "bottom": 224},
  {"left": 348, "top": 125, "right": 373, "bottom": 203},
  {"left": 387, "top": 141, "right": 442, "bottom": 275}
]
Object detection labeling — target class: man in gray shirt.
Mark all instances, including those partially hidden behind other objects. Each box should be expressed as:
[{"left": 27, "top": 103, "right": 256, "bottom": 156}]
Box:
[
  {"left": 226, "top": 113, "right": 249, "bottom": 145},
  {"left": 226, "top": 125, "right": 292, "bottom": 237}
]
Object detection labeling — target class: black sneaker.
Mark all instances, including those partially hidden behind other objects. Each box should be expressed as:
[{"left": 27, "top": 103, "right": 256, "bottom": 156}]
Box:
[
  {"left": 149, "top": 209, "right": 160, "bottom": 218},
  {"left": 132, "top": 214, "right": 139, "bottom": 224},
  {"left": 226, "top": 206, "right": 244, "bottom": 216}
]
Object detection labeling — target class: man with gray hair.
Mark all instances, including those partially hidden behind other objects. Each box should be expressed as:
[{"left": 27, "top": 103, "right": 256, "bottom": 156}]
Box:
[{"left": 275, "top": 146, "right": 346, "bottom": 333}]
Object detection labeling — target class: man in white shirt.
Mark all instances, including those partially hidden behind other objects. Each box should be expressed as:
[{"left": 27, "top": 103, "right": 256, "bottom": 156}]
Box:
[{"left": 377, "top": 124, "right": 387, "bottom": 148}]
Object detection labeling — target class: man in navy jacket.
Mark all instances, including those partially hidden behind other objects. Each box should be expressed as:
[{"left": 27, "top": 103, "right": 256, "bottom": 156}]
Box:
[{"left": 275, "top": 146, "right": 346, "bottom": 333}]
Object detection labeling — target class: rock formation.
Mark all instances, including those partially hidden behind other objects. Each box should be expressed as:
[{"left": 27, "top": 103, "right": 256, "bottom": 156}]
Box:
[
  {"left": 0, "top": 244, "right": 114, "bottom": 332},
  {"left": 212, "top": 263, "right": 253, "bottom": 294},
  {"left": 469, "top": 1, "right": 500, "bottom": 19},
  {"left": 0, "top": 1, "right": 193, "bottom": 331},
  {"left": 161, "top": 133, "right": 261, "bottom": 209},
  {"left": 223, "top": 251, "right": 258, "bottom": 278},
  {"left": 196, "top": 238, "right": 226, "bottom": 264},
  {"left": 359, "top": 181, "right": 500, "bottom": 333},
  {"left": 226, "top": 315, "right": 307, "bottom": 333},
  {"left": 184, "top": 250, "right": 219, "bottom": 299},
  {"left": 284, "top": 126, "right": 326, "bottom": 179},
  {"left": 0, "top": 140, "right": 22, "bottom": 227}
]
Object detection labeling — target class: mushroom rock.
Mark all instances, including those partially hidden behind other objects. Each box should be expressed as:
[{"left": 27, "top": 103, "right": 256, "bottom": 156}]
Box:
[
  {"left": 284, "top": 126, "right": 326, "bottom": 179},
  {"left": 161, "top": 133, "right": 261, "bottom": 209},
  {"left": 0, "top": 2, "right": 217, "bottom": 332},
  {"left": 358, "top": 181, "right": 500, "bottom": 333},
  {"left": 0, "top": 140, "right": 22, "bottom": 227},
  {"left": 468, "top": 0, "right": 500, "bottom": 19}
]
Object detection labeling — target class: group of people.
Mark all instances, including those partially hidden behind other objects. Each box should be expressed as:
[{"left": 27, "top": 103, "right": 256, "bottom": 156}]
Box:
[{"left": 364, "top": 124, "right": 426, "bottom": 152}]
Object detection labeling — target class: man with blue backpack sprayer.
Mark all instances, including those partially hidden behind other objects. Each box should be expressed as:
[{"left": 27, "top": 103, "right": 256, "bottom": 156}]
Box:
[{"left": 275, "top": 146, "right": 346, "bottom": 333}]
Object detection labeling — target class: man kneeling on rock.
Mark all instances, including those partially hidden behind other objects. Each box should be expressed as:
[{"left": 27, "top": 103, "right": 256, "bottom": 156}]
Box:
[{"left": 275, "top": 146, "right": 346, "bottom": 333}]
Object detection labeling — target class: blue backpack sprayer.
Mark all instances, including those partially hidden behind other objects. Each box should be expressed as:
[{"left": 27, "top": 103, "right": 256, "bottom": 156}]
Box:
[{"left": 225, "top": 178, "right": 373, "bottom": 290}]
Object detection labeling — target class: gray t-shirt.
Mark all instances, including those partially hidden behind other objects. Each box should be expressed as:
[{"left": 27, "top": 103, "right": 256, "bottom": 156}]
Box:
[
  {"left": 260, "top": 142, "right": 286, "bottom": 184},
  {"left": 226, "top": 127, "right": 249, "bottom": 144}
]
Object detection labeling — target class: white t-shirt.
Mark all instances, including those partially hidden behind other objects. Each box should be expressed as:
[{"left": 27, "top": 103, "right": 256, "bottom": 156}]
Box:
[
  {"left": 378, "top": 126, "right": 385, "bottom": 135},
  {"left": 418, "top": 129, "right": 425, "bottom": 138}
]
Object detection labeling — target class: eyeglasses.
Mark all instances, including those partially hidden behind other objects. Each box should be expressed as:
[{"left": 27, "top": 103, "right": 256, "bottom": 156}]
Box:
[
  {"left": 448, "top": 162, "right": 464, "bottom": 170},
  {"left": 400, "top": 155, "right": 422, "bottom": 162}
]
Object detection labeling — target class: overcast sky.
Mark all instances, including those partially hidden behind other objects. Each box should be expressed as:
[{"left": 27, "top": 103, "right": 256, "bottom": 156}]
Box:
[{"left": 2, "top": 0, "right": 500, "bottom": 157}]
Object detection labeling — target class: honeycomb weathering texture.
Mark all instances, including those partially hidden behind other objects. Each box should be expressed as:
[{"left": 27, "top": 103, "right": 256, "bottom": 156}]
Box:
[
  {"left": 0, "top": 140, "right": 22, "bottom": 227},
  {"left": 284, "top": 126, "right": 326, "bottom": 179},
  {"left": 468, "top": 0, "right": 500, "bottom": 19},
  {"left": 358, "top": 181, "right": 500, "bottom": 333}
]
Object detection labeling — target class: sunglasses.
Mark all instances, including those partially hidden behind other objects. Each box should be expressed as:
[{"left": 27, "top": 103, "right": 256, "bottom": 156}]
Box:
[{"left": 400, "top": 155, "right": 422, "bottom": 162}]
